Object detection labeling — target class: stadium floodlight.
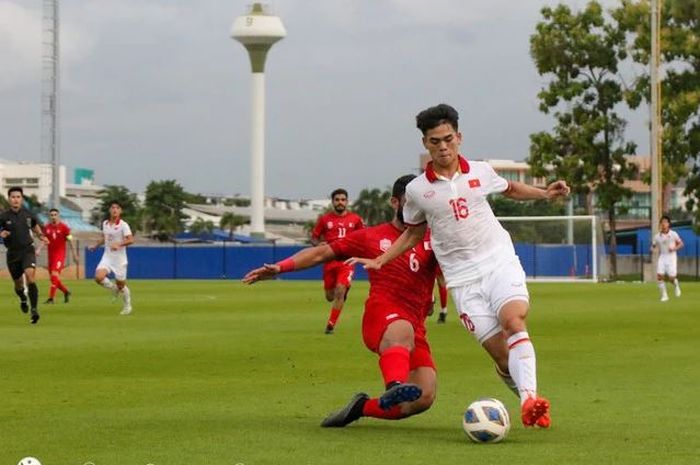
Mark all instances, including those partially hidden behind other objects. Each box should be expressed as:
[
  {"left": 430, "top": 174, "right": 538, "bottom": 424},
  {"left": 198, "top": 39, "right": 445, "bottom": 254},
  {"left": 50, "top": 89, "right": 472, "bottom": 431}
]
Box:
[{"left": 231, "top": 3, "right": 286, "bottom": 238}]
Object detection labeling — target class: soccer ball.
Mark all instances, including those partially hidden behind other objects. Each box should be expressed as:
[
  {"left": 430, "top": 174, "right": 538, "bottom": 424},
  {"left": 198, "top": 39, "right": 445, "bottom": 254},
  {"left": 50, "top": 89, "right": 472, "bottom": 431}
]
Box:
[
  {"left": 18, "top": 458, "right": 42, "bottom": 465},
  {"left": 462, "top": 398, "right": 511, "bottom": 443}
]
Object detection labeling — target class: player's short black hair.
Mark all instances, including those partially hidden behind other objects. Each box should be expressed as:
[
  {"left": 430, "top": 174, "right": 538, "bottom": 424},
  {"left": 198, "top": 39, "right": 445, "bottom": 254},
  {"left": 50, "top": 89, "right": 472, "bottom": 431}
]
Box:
[
  {"left": 330, "top": 188, "right": 348, "bottom": 200},
  {"left": 7, "top": 186, "right": 23, "bottom": 197},
  {"left": 416, "top": 103, "right": 460, "bottom": 135},
  {"left": 392, "top": 174, "right": 417, "bottom": 199},
  {"left": 660, "top": 215, "right": 671, "bottom": 224},
  {"left": 49, "top": 208, "right": 59, "bottom": 214},
  {"left": 108, "top": 200, "right": 122, "bottom": 208}
]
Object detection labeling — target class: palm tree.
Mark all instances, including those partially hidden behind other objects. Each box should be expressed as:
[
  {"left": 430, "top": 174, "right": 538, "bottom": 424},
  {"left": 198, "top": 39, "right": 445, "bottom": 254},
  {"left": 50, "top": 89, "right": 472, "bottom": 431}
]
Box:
[
  {"left": 190, "top": 218, "right": 215, "bottom": 236},
  {"left": 220, "top": 212, "right": 247, "bottom": 239},
  {"left": 352, "top": 187, "right": 392, "bottom": 226}
]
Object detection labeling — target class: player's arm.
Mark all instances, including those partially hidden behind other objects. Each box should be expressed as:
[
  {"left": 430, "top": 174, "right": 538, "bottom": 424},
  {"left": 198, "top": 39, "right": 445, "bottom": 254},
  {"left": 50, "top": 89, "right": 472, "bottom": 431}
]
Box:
[
  {"left": 347, "top": 223, "right": 427, "bottom": 270},
  {"left": 671, "top": 235, "right": 684, "bottom": 251},
  {"left": 242, "top": 244, "right": 337, "bottom": 284},
  {"left": 503, "top": 180, "right": 570, "bottom": 201},
  {"left": 112, "top": 234, "right": 134, "bottom": 251},
  {"left": 32, "top": 223, "right": 49, "bottom": 245},
  {"left": 89, "top": 235, "right": 105, "bottom": 251}
]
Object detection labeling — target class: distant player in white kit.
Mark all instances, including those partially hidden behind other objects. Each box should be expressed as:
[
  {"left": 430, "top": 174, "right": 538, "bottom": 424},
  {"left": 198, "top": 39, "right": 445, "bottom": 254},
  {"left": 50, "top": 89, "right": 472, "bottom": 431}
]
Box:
[
  {"left": 90, "top": 201, "right": 135, "bottom": 314},
  {"left": 350, "top": 104, "right": 570, "bottom": 429},
  {"left": 651, "top": 215, "right": 683, "bottom": 302}
]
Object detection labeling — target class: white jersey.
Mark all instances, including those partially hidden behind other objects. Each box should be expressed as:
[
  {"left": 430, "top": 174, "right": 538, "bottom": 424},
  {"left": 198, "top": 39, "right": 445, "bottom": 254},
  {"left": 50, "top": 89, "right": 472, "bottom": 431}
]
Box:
[
  {"left": 403, "top": 156, "right": 517, "bottom": 287},
  {"left": 101, "top": 219, "right": 132, "bottom": 264},
  {"left": 654, "top": 230, "right": 681, "bottom": 256}
]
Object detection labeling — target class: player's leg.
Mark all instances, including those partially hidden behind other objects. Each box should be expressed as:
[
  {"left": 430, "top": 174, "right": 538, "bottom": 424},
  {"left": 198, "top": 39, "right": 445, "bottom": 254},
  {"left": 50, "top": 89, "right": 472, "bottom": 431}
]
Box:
[
  {"left": 669, "top": 256, "right": 681, "bottom": 297},
  {"left": 115, "top": 265, "right": 131, "bottom": 315},
  {"left": 498, "top": 300, "right": 550, "bottom": 427},
  {"left": 481, "top": 332, "right": 519, "bottom": 397},
  {"left": 436, "top": 272, "right": 448, "bottom": 323},
  {"left": 656, "top": 257, "right": 669, "bottom": 301},
  {"left": 324, "top": 262, "right": 352, "bottom": 334},
  {"left": 10, "top": 260, "right": 29, "bottom": 314},
  {"left": 95, "top": 264, "right": 116, "bottom": 291},
  {"left": 23, "top": 265, "right": 40, "bottom": 324},
  {"left": 51, "top": 261, "right": 70, "bottom": 300}
]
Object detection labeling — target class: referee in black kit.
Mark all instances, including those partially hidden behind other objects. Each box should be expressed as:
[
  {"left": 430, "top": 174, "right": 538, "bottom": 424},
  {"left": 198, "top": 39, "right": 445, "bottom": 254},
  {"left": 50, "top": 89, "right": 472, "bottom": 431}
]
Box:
[{"left": 0, "top": 187, "right": 49, "bottom": 324}]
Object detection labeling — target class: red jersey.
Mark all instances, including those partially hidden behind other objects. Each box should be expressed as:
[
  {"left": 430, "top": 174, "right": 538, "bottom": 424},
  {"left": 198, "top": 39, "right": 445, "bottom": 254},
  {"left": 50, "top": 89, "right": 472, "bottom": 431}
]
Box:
[
  {"left": 330, "top": 223, "right": 437, "bottom": 321},
  {"left": 311, "top": 211, "right": 364, "bottom": 244},
  {"left": 43, "top": 222, "right": 71, "bottom": 260}
]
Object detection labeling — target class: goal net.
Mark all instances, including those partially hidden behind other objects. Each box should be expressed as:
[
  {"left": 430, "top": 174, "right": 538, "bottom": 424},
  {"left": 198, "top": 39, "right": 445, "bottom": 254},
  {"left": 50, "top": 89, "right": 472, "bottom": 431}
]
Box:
[{"left": 497, "top": 215, "right": 605, "bottom": 282}]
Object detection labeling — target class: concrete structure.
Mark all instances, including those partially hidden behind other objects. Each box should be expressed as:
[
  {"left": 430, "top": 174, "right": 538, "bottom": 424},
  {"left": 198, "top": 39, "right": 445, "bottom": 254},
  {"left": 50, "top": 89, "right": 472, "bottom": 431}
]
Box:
[
  {"left": 0, "top": 159, "right": 66, "bottom": 202},
  {"left": 231, "top": 3, "right": 286, "bottom": 238}
]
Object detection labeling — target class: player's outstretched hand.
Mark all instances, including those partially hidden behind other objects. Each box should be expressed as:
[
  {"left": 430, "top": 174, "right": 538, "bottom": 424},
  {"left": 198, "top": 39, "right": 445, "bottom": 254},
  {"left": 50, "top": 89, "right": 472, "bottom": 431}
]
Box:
[
  {"left": 345, "top": 257, "right": 382, "bottom": 270},
  {"left": 546, "top": 180, "right": 570, "bottom": 199},
  {"left": 242, "top": 263, "right": 280, "bottom": 284}
]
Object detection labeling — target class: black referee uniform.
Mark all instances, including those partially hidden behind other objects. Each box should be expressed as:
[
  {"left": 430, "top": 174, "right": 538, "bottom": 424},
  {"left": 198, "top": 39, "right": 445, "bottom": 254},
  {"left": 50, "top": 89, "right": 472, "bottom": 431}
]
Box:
[{"left": 0, "top": 207, "right": 42, "bottom": 322}]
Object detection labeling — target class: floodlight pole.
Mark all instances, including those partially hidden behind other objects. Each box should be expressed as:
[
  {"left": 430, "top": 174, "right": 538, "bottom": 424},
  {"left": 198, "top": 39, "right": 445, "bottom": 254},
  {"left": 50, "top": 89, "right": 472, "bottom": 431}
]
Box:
[{"left": 650, "top": 0, "right": 662, "bottom": 242}]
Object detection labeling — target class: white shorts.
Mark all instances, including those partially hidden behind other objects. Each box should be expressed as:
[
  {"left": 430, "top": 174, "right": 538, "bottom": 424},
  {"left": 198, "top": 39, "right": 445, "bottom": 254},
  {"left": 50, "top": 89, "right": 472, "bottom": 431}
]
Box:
[
  {"left": 656, "top": 255, "right": 677, "bottom": 277},
  {"left": 96, "top": 257, "right": 128, "bottom": 281},
  {"left": 451, "top": 258, "right": 530, "bottom": 344}
]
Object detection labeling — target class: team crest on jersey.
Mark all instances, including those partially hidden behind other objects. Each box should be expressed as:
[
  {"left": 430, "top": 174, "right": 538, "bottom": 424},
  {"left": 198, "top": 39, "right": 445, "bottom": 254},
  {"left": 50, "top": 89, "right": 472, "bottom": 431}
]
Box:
[
  {"left": 423, "top": 190, "right": 436, "bottom": 199},
  {"left": 327, "top": 221, "right": 333, "bottom": 229},
  {"left": 349, "top": 223, "right": 354, "bottom": 228},
  {"left": 379, "top": 238, "right": 392, "bottom": 252},
  {"left": 468, "top": 178, "right": 481, "bottom": 188}
]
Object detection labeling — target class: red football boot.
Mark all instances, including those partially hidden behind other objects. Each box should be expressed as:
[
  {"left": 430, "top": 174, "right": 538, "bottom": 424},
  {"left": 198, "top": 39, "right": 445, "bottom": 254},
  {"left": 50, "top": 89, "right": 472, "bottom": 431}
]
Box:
[{"left": 521, "top": 396, "right": 550, "bottom": 427}]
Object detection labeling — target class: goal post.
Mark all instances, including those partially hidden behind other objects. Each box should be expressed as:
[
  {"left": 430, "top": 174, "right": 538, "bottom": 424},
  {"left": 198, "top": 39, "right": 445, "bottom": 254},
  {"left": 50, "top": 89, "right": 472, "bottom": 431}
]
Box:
[{"left": 497, "top": 215, "right": 604, "bottom": 282}]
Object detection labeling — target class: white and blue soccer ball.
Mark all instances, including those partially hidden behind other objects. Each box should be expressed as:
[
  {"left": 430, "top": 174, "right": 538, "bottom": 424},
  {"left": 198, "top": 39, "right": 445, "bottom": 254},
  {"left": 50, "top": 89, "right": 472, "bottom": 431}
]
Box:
[
  {"left": 18, "top": 458, "right": 42, "bottom": 465},
  {"left": 462, "top": 398, "right": 511, "bottom": 443}
]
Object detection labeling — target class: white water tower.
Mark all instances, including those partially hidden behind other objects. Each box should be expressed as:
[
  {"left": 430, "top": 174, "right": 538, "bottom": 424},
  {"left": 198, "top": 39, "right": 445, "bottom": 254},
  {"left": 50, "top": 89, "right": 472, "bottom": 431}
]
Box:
[{"left": 231, "top": 3, "right": 286, "bottom": 238}]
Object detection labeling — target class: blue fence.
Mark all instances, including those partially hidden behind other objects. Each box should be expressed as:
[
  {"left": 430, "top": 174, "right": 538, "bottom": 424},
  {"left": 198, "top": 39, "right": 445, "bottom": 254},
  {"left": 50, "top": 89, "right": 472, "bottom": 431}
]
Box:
[{"left": 84, "top": 243, "right": 596, "bottom": 280}]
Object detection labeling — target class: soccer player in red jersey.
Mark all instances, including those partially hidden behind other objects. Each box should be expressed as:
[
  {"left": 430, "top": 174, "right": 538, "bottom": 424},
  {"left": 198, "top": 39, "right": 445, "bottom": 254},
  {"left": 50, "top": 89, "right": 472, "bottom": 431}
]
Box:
[
  {"left": 37, "top": 208, "right": 79, "bottom": 304},
  {"left": 244, "top": 175, "right": 438, "bottom": 427},
  {"left": 435, "top": 266, "right": 449, "bottom": 323},
  {"left": 310, "top": 188, "right": 364, "bottom": 334}
]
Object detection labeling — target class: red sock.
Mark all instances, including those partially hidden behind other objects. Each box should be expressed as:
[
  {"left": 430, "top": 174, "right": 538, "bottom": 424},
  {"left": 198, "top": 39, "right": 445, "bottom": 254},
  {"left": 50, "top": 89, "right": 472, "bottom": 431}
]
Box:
[
  {"left": 54, "top": 276, "right": 68, "bottom": 294},
  {"left": 439, "top": 285, "right": 448, "bottom": 309},
  {"left": 362, "top": 398, "right": 404, "bottom": 420},
  {"left": 49, "top": 277, "right": 58, "bottom": 299},
  {"left": 327, "top": 307, "right": 342, "bottom": 328},
  {"left": 378, "top": 346, "right": 410, "bottom": 387}
]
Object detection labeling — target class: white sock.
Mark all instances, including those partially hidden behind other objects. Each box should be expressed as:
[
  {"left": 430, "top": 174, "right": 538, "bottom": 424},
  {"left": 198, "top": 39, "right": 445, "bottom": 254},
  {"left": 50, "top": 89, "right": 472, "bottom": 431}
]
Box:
[
  {"left": 657, "top": 281, "right": 667, "bottom": 296},
  {"left": 101, "top": 278, "right": 115, "bottom": 290},
  {"left": 507, "top": 331, "right": 538, "bottom": 404},
  {"left": 673, "top": 278, "right": 680, "bottom": 289},
  {"left": 121, "top": 286, "right": 131, "bottom": 306},
  {"left": 440, "top": 308, "right": 448, "bottom": 315}
]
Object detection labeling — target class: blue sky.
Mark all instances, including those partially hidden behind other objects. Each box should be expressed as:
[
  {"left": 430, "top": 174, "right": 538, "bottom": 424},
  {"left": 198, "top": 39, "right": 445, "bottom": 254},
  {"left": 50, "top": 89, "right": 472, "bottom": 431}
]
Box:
[{"left": 1, "top": 0, "right": 648, "bottom": 199}]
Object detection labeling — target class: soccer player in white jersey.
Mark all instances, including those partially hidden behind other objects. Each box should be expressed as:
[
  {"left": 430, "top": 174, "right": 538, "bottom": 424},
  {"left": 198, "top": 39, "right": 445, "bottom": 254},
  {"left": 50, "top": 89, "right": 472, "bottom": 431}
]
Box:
[
  {"left": 350, "top": 104, "right": 570, "bottom": 429},
  {"left": 651, "top": 215, "right": 683, "bottom": 301},
  {"left": 89, "top": 201, "right": 135, "bottom": 315}
]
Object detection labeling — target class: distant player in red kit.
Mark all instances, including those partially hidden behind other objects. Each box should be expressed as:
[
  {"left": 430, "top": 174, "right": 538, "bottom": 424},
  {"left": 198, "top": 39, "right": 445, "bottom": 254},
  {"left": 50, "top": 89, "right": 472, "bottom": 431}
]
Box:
[
  {"left": 39, "top": 208, "right": 79, "bottom": 304},
  {"left": 311, "top": 188, "right": 364, "bottom": 334},
  {"left": 244, "top": 175, "right": 438, "bottom": 427}
]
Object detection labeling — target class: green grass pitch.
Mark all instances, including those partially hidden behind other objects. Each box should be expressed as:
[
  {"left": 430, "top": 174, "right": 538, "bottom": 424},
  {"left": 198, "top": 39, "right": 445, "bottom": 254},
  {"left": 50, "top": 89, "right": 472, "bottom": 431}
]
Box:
[{"left": 2, "top": 279, "right": 698, "bottom": 465}]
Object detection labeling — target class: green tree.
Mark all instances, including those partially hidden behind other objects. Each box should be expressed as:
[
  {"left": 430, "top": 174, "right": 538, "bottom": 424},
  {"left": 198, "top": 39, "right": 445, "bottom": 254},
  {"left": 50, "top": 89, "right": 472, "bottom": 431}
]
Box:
[
  {"left": 143, "top": 180, "right": 188, "bottom": 241},
  {"left": 614, "top": 0, "right": 700, "bottom": 230},
  {"left": 352, "top": 187, "right": 392, "bottom": 226},
  {"left": 92, "top": 185, "right": 142, "bottom": 229},
  {"left": 189, "top": 218, "right": 215, "bottom": 235},
  {"left": 529, "top": 2, "right": 638, "bottom": 278},
  {"left": 219, "top": 212, "right": 247, "bottom": 239}
]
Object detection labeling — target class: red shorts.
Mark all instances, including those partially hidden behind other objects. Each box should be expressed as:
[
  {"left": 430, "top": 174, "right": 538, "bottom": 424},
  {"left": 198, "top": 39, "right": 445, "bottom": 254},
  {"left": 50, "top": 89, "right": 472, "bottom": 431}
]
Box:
[
  {"left": 362, "top": 298, "right": 435, "bottom": 371},
  {"left": 322, "top": 260, "right": 354, "bottom": 291},
  {"left": 48, "top": 257, "right": 65, "bottom": 273}
]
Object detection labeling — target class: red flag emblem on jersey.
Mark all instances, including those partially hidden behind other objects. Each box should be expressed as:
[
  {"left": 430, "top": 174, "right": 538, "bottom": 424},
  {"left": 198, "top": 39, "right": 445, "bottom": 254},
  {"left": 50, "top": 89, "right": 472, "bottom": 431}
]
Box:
[{"left": 469, "top": 179, "right": 481, "bottom": 188}]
